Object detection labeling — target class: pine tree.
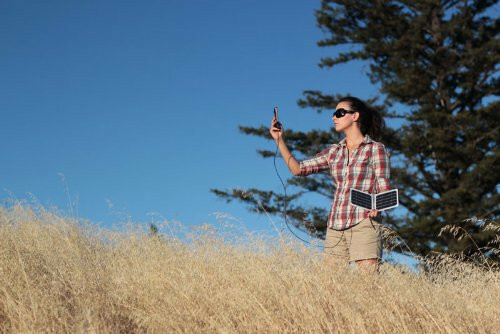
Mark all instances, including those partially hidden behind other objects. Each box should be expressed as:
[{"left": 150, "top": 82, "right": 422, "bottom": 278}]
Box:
[{"left": 212, "top": 0, "right": 500, "bottom": 262}]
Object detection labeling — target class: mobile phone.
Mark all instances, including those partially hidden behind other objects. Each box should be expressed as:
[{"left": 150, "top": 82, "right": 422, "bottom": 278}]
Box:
[{"left": 273, "top": 107, "right": 282, "bottom": 129}]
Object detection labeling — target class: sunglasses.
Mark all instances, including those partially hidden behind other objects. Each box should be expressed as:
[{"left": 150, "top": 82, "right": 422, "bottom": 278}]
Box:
[{"left": 333, "top": 108, "right": 357, "bottom": 118}]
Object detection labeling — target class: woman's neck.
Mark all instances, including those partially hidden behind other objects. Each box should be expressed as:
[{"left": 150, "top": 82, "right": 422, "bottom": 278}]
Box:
[{"left": 344, "top": 127, "right": 365, "bottom": 149}]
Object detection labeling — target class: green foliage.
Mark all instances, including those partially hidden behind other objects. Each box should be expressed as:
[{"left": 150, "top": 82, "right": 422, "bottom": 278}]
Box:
[
  {"left": 212, "top": 0, "right": 499, "bottom": 261},
  {"left": 149, "top": 223, "right": 159, "bottom": 237}
]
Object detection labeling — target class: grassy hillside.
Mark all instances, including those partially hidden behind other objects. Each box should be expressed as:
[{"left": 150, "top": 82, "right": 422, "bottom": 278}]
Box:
[{"left": 0, "top": 205, "right": 498, "bottom": 333}]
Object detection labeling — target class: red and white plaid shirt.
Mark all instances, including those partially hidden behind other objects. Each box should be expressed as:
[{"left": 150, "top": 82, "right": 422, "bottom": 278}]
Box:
[{"left": 298, "top": 135, "right": 391, "bottom": 230}]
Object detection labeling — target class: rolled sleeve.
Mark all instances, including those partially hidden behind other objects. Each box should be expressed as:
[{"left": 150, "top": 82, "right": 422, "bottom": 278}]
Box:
[
  {"left": 298, "top": 147, "right": 331, "bottom": 176},
  {"left": 372, "top": 143, "right": 391, "bottom": 193}
]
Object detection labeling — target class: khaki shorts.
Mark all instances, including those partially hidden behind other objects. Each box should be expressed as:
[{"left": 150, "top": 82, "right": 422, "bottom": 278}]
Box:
[{"left": 323, "top": 217, "right": 382, "bottom": 263}]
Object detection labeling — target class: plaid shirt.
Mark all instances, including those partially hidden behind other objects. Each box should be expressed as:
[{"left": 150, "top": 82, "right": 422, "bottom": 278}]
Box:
[{"left": 298, "top": 135, "right": 391, "bottom": 230}]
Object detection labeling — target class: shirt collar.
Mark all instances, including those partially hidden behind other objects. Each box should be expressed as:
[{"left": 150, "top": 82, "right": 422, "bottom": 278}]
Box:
[{"left": 339, "top": 134, "right": 374, "bottom": 147}]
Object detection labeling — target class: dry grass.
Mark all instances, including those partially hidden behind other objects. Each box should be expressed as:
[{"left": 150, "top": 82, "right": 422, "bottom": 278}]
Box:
[{"left": 0, "top": 204, "right": 498, "bottom": 333}]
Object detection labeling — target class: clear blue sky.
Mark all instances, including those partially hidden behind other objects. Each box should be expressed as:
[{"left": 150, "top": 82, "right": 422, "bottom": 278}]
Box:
[{"left": 1, "top": 1, "right": 392, "bottom": 241}]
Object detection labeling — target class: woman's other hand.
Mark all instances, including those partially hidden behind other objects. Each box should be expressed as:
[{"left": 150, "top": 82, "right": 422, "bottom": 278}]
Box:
[{"left": 368, "top": 209, "right": 379, "bottom": 218}]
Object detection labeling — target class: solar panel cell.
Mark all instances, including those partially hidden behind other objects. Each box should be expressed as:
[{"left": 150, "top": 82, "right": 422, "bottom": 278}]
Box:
[
  {"left": 350, "top": 189, "right": 373, "bottom": 210},
  {"left": 375, "top": 189, "right": 398, "bottom": 210}
]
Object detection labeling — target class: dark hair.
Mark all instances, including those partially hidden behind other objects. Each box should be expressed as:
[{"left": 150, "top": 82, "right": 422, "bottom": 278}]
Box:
[{"left": 338, "top": 96, "right": 385, "bottom": 141}]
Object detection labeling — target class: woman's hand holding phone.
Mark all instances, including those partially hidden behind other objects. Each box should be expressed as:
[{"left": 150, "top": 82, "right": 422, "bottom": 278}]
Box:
[{"left": 270, "top": 107, "right": 283, "bottom": 142}]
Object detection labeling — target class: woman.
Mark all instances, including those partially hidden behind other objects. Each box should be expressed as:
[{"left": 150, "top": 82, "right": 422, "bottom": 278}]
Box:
[{"left": 269, "top": 96, "right": 391, "bottom": 273}]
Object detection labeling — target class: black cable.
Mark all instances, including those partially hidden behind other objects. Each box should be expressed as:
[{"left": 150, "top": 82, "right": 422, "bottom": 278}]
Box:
[{"left": 273, "top": 134, "right": 343, "bottom": 250}]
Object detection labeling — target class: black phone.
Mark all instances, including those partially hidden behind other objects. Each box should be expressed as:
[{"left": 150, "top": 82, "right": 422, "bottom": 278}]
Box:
[{"left": 274, "top": 107, "right": 282, "bottom": 129}]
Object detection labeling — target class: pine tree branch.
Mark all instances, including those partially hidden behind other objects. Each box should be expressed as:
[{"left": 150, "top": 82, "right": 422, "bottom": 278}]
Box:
[{"left": 210, "top": 187, "right": 328, "bottom": 238}]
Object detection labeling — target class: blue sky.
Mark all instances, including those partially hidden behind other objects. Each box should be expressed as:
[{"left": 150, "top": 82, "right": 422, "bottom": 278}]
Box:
[{"left": 2, "top": 1, "right": 404, "bottom": 249}]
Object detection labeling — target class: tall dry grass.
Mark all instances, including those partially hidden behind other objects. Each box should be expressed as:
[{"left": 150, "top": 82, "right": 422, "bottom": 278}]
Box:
[{"left": 0, "top": 204, "right": 498, "bottom": 333}]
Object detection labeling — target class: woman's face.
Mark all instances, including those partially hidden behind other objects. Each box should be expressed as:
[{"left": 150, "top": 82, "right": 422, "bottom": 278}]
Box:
[{"left": 333, "top": 102, "right": 359, "bottom": 133}]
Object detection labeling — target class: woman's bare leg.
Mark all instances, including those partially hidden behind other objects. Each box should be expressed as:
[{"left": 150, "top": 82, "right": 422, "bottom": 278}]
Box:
[{"left": 355, "top": 258, "right": 379, "bottom": 274}]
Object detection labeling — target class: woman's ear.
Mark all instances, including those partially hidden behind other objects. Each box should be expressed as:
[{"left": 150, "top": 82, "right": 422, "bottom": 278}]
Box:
[{"left": 353, "top": 112, "right": 360, "bottom": 122}]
